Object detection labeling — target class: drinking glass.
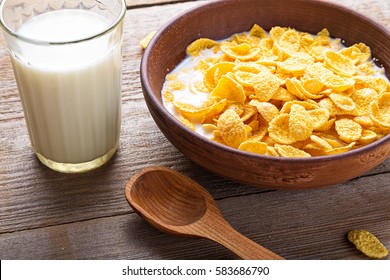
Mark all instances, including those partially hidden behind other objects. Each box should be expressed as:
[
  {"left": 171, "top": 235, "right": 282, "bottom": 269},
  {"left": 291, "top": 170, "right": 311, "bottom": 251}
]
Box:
[{"left": 0, "top": 0, "right": 126, "bottom": 173}]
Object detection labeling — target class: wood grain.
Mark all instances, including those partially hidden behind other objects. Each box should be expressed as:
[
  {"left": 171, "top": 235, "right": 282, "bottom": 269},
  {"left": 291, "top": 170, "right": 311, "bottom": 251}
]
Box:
[
  {"left": 0, "top": 0, "right": 389, "bottom": 260},
  {"left": 1, "top": 172, "right": 389, "bottom": 259}
]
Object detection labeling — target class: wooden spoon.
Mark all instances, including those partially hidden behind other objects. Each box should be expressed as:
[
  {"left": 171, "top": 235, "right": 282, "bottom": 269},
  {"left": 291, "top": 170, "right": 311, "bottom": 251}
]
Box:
[{"left": 125, "top": 166, "right": 284, "bottom": 260}]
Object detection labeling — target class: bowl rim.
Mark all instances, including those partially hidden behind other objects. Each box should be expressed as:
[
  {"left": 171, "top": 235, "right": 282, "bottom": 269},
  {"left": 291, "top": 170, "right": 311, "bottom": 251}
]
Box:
[{"left": 141, "top": 0, "right": 390, "bottom": 165}]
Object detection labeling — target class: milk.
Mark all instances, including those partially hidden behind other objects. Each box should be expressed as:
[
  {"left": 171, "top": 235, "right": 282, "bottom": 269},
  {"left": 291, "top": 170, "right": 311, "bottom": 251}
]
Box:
[{"left": 10, "top": 9, "right": 122, "bottom": 168}]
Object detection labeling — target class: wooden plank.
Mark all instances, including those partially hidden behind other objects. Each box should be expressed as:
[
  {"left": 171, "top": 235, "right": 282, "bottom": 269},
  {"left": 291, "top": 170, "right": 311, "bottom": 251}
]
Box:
[{"left": 0, "top": 173, "right": 389, "bottom": 259}]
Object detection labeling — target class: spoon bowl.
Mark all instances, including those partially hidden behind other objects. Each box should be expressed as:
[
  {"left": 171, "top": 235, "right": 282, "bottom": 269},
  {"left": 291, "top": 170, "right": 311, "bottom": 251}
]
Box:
[
  {"left": 125, "top": 166, "right": 284, "bottom": 260},
  {"left": 127, "top": 167, "right": 207, "bottom": 230}
]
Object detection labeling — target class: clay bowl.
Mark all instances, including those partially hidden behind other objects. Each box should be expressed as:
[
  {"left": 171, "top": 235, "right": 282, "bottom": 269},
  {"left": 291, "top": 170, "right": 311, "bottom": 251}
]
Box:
[{"left": 140, "top": 0, "right": 390, "bottom": 189}]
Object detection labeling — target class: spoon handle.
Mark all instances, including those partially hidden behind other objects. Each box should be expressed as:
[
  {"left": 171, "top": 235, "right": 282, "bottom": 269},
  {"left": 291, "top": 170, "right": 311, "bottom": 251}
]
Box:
[{"left": 206, "top": 221, "right": 284, "bottom": 260}]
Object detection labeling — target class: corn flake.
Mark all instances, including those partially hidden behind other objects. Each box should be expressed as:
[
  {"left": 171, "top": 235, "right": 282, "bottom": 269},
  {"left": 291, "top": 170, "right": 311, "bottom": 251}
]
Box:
[
  {"left": 315, "top": 117, "right": 336, "bottom": 132},
  {"left": 252, "top": 71, "right": 281, "bottom": 101},
  {"left": 210, "top": 75, "right": 246, "bottom": 104},
  {"left": 269, "top": 114, "right": 296, "bottom": 144},
  {"left": 235, "top": 70, "right": 258, "bottom": 87},
  {"left": 353, "top": 88, "right": 379, "bottom": 115},
  {"left": 370, "top": 92, "right": 390, "bottom": 129},
  {"left": 249, "top": 99, "right": 279, "bottom": 123},
  {"left": 324, "top": 50, "right": 357, "bottom": 77},
  {"left": 289, "top": 104, "right": 313, "bottom": 141},
  {"left": 274, "top": 29, "right": 301, "bottom": 59},
  {"left": 335, "top": 118, "right": 362, "bottom": 142},
  {"left": 238, "top": 140, "right": 268, "bottom": 154},
  {"left": 140, "top": 31, "right": 157, "bottom": 49},
  {"left": 221, "top": 42, "right": 261, "bottom": 61},
  {"left": 280, "top": 100, "right": 319, "bottom": 113},
  {"left": 204, "top": 62, "right": 235, "bottom": 91},
  {"left": 186, "top": 38, "right": 219, "bottom": 56},
  {"left": 308, "top": 108, "right": 330, "bottom": 130},
  {"left": 179, "top": 116, "right": 196, "bottom": 131},
  {"left": 348, "top": 229, "right": 388, "bottom": 259},
  {"left": 275, "top": 144, "right": 311, "bottom": 158},
  {"left": 328, "top": 93, "right": 356, "bottom": 112},
  {"left": 272, "top": 87, "right": 297, "bottom": 101},
  {"left": 173, "top": 98, "right": 227, "bottom": 123},
  {"left": 359, "top": 129, "right": 378, "bottom": 144},
  {"left": 321, "top": 74, "right": 356, "bottom": 92},
  {"left": 355, "top": 76, "right": 388, "bottom": 94},
  {"left": 240, "top": 104, "right": 258, "bottom": 122},
  {"left": 302, "top": 78, "right": 324, "bottom": 94},
  {"left": 217, "top": 109, "right": 248, "bottom": 148},
  {"left": 308, "top": 135, "right": 334, "bottom": 150},
  {"left": 339, "top": 43, "right": 370, "bottom": 65},
  {"left": 278, "top": 56, "right": 313, "bottom": 77},
  {"left": 354, "top": 115, "right": 374, "bottom": 127},
  {"left": 249, "top": 24, "right": 267, "bottom": 38}
]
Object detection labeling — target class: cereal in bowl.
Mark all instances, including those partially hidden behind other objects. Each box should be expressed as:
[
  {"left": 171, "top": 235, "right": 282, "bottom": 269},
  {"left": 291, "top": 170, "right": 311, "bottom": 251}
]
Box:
[{"left": 162, "top": 24, "right": 390, "bottom": 157}]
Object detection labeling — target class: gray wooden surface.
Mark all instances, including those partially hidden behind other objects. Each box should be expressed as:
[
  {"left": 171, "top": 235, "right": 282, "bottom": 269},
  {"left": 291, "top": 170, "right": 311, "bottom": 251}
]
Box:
[{"left": 0, "top": 0, "right": 389, "bottom": 260}]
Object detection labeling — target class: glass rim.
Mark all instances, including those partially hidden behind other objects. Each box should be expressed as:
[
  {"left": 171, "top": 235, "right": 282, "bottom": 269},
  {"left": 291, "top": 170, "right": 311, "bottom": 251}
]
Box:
[{"left": 0, "top": 0, "right": 126, "bottom": 45}]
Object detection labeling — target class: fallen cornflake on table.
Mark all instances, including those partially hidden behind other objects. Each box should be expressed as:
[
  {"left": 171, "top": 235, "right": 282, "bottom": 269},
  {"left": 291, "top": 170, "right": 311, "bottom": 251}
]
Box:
[
  {"left": 348, "top": 229, "right": 389, "bottom": 259},
  {"left": 140, "top": 31, "right": 157, "bottom": 49}
]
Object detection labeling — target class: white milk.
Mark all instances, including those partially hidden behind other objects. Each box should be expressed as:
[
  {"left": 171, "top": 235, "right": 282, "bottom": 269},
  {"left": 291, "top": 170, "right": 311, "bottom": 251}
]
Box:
[{"left": 10, "top": 10, "right": 122, "bottom": 166}]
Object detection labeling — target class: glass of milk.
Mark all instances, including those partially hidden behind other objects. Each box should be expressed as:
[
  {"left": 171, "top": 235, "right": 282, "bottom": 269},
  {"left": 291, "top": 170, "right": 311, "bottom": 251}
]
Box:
[{"left": 0, "top": 0, "right": 126, "bottom": 173}]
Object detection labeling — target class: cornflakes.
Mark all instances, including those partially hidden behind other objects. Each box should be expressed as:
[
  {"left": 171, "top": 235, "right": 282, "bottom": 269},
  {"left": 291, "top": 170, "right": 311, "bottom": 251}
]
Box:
[
  {"left": 204, "top": 62, "right": 235, "bottom": 91},
  {"left": 249, "top": 99, "right": 279, "bottom": 123},
  {"left": 221, "top": 42, "right": 261, "bottom": 61},
  {"left": 353, "top": 88, "right": 378, "bottom": 115},
  {"left": 186, "top": 38, "right": 219, "bottom": 56},
  {"left": 325, "top": 142, "right": 356, "bottom": 155},
  {"left": 328, "top": 93, "right": 356, "bottom": 112},
  {"left": 252, "top": 70, "right": 281, "bottom": 101},
  {"left": 308, "top": 135, "right": 334, "bottom": 150},
  {"left": 370, "top": 92, "right": 390, "bottom": 129},
  {"left": 274, "top": 29, "right": 301, "bottom": 59},
  {"left": 302, "top": 78, "right": 324, "bottom": 94},
  {"left": 210, "top": 75, "right": 246, "bottom": 104},
  {"left": 179, "top": 116, "right": 196, "bottom": 131},
  {"left": 359, "top": 129, "right": 377, "bottom": 144},
  {"left": 173, "top": 99, "right": 227, "bottom": 123},
  {"left": 161, "top": 24, "right": 390, "bottom": 158},
  {"left": 308, "top": 108, "right": 330, "bottom": 130},
  {"left": 217, "top": 109, "right": 248, "bottom": 148},
  {"left": 240, "top": 104, "right": 258, "bottom": 122},
  {"left": 324, "top": 50, "right": 357, "bottom": 77},
  {"left": 278, "top": 56, "right": 313, "bottom": 77},
  {"left": 280, "top": 100, "right": 319, "bottom": 113},
  {"left": 140, "top": 31, "right": 157, "bottom": 49},
  {"left": 249, "top": 24, "right": 267, "bottom": 38},
  {"left": 289, "top": 104, "right": 313, "bottom": 141},
  {"left": 335, "top": 118, "right": 362, "bottom": 142},
  {"left": 238, "top": 140, "right": 268, "bottom": 154},
  {"left": 274, "top": 144, "right": 311, "bottom": 158},
  {"left": 348, "top": 229, "right": 388, "bottom": 259},
  {"left": 268, "top": 114, "right": 296, "bottom": 144}
]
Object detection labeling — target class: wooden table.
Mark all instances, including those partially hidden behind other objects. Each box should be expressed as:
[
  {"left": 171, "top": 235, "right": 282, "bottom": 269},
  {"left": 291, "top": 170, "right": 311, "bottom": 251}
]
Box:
[{"left": 0, "top": 0, "right": 389, "bottom": 260}]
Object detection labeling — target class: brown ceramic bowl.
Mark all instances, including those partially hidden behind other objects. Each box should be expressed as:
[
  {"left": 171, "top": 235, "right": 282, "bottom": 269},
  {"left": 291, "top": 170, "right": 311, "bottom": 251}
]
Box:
[{"left": 140, "top": 0, "right": 390, "bottom": 189}]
